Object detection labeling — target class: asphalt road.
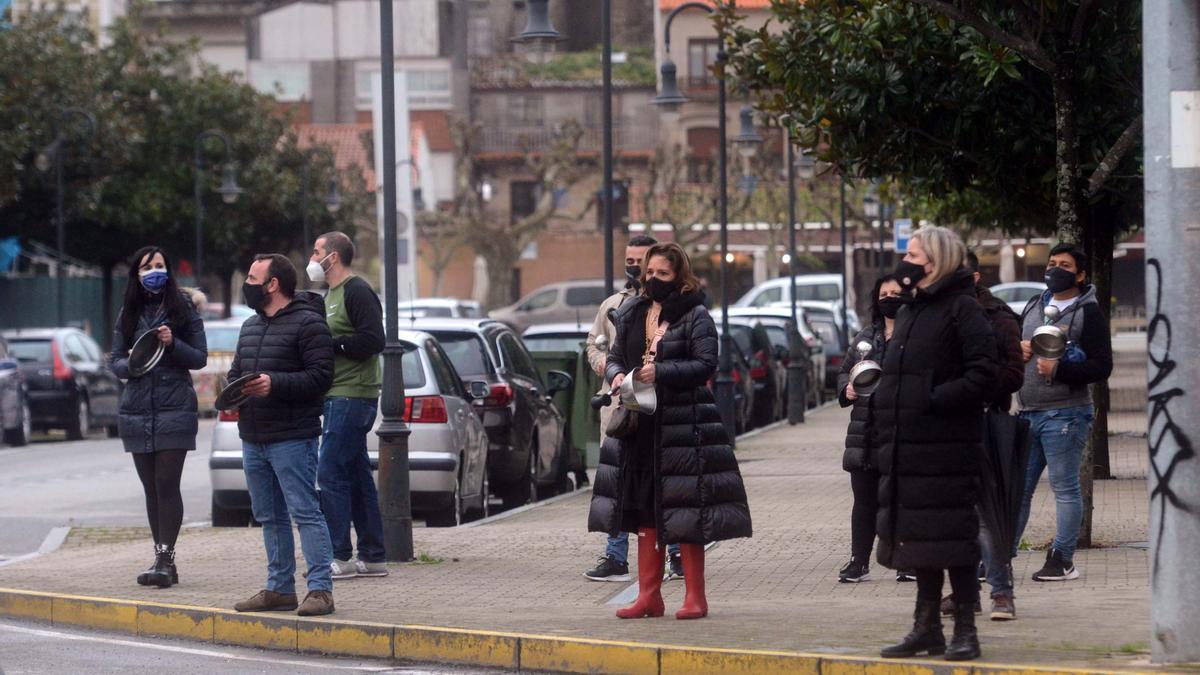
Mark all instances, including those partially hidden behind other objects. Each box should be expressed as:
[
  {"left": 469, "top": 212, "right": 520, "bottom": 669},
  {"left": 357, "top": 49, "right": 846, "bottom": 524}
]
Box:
[
  {"left": 0, "top": 421, "right": 215, "bottom": 558},
  {"left": 0, "top": 619, "right": 495, "bottom": 674}
]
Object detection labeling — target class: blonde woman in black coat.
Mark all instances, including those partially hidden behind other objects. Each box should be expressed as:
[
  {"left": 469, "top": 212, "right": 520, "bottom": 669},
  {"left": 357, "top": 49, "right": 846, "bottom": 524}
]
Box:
[
  {"left": 873, "top": 226, "right": 997, "bottom": 661},
  {"left": 587, "top": 242, "right": 752, "bottom": 620}
]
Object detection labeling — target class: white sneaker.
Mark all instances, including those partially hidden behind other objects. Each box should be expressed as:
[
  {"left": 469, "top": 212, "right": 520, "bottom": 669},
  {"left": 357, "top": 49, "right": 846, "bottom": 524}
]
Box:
[
  {"left": 330, "top": 558, "right": 358, "bottom": 580},
  {"left": 354, "top": 558, "right": 388, "bottom": 577}
]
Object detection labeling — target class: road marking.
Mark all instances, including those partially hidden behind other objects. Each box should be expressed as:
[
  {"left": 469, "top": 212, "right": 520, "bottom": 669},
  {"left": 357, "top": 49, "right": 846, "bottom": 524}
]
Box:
[
  {"left": 0, "top": 621, "right": 403, "bottom": 672},
  {"left": 0, "top": 526, "right": 70, "bottom": 569}
]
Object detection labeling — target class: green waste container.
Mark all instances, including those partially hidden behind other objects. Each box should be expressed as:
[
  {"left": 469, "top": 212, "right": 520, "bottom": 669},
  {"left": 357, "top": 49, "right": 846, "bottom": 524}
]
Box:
[{"left": 530, "top": 348, "right": 605, "bottom": 471}]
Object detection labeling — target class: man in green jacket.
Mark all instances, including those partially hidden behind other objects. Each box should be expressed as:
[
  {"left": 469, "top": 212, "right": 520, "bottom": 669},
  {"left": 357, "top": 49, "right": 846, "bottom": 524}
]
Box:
[{"left": 308, "top": 231, "right": 387, "bottom": 579}]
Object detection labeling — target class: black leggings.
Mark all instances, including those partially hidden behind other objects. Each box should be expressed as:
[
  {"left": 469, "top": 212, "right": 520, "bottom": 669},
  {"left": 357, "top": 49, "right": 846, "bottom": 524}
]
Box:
[
  {"left": 916, "top": 566, "right": 979, "bottom": 605},
  {"left": 132, "top": 450, "right": 188, "bottom": 548},
  {"left": 849, "top": 470, "right": 879, "bottom": 561}
]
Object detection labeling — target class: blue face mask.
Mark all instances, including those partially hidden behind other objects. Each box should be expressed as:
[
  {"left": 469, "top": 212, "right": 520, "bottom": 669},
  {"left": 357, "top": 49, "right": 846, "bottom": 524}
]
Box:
[{"left": 140, "top": 269, "right": 169, "bottom": 293}]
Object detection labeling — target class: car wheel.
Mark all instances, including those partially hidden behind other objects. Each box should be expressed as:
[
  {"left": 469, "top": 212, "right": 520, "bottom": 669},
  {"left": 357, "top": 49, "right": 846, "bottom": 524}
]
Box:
[
  {"left": 66, "top": 398, "right": 89, "bottom": 441},
  {"left": 427, "top": 473, "right": 463, "bottom": 528},
  {"left": 466, "top": 464, "right": 490, "bottom": 522},
  {"left": 4, "top": 400, "right": 30, "bottom": 447},
  {"left": 211, "top": 497, "right": 252, "bottom": 527}
]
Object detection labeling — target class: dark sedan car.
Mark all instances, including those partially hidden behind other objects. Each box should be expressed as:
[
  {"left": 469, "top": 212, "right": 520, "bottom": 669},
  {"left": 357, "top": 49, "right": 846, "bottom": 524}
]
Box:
[
  {"left": 2, "top": 328, "right": 121, "bottom": 439},
  {"left": 709, "top": 332, "right": 755, "bottom": 436},
  {"left": 0, "top": 337, "right": 31, "bottom": 446},
  {"left": 411, "top": 318, "right": 572, "bottom": 509}
]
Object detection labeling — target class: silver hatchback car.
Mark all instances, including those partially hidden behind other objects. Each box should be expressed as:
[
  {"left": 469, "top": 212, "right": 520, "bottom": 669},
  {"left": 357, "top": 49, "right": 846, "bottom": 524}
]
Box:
[{"left": 209, "top": 329, "right": 491, "bottom": 528}]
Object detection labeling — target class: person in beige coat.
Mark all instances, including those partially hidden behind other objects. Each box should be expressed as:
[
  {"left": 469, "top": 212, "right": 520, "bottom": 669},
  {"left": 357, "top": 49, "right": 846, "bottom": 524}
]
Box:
[{"left": 582, "top": 236, "right": 681, "bottom": 582}]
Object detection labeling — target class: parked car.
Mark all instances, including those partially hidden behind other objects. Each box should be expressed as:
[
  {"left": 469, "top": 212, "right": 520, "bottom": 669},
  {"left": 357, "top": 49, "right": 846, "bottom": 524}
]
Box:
[
  {"left": 714, "top": 316, "right": 784, "bottom": 428},
  {"left": 805, "top": 314, "right": 845, "bottom": 393},
  {"left": 710, "top": 331, "right": 754, "bottom": 436},
  {"left": 990, "top": 281, "right": 1048, "bottom": 316},
  {"left": 735, "top": 274, "right": 857, "bottom": 327},
  {"left": 521, "top": 322, "right": 589, "bottom": 353},
  {"left": 192, "top": 318, "right": 247, "bottom": 415},
  {"left": 209, "top": 330, "right": 491, "bottom": 527},
  {"left": 1, "top": 329, "right": 121, "bottom": 440},
  {"left": 489, "top": 280, "right": 615, "bottom": 333},
  {"left": 0, "top": 336, "right": 31, "bottom": 446},
  {"left": 199, "top": 303, "right": 255, "bottom": 322},
  {"left": 412, "top": 318, "right": 571, "bottom": 508},
  {"left": 391, "top": 298, "right": 484, "bottom": 320},
  {"left": 723, "top": 307, "right": 826, "bottom": 408}
]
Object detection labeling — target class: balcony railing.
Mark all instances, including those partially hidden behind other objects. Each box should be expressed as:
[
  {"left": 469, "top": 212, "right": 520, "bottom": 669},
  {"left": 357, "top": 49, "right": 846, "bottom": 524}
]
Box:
[{"left": 476, "top": 123, "right": 660, "bottom": 154}]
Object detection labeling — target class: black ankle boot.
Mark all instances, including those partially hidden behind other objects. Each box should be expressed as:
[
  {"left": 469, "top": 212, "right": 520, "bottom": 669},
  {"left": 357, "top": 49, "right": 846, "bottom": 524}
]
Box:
[
  {"left": 144, "top": 545, "right": 178, "bottom": 588},
  {"left": 945, "top": 600, "right": 981, "bottom": 661},
  {"left": 136, "top": 547, "right": 159, "bottom": 586},
  {"left": 881, "top": 598, "right": 945, "bottom": 658}
]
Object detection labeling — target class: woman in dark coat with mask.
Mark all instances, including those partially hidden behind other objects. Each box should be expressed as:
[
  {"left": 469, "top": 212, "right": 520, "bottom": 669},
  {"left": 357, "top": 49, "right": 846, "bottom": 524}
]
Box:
[
  {"left": 873, "top": 226, "right": 996, "bottom": 662},
  {"left": 109, "top": 246, "right": 207, "bottom": 589},
  {"left": 836, "top": 274, "right": 904, "bottom": 584},
  {"left": 587, "top": 242, "right": 752, "bottom": 620}
]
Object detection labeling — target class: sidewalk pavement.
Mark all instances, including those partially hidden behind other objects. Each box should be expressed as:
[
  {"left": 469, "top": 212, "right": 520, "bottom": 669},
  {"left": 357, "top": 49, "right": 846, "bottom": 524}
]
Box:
[{"left": 0, "top": 343, "right": 1159, "bottom": 673}]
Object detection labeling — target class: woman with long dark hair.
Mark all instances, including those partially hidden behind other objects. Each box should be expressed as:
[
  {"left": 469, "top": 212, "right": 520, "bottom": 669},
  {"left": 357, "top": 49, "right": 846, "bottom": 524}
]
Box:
[
  {"left": 108, "top": 246, "right": 207, "bottom": 588},
  {"left": 588, "top": 242, "right": 752, "bottom": 620},
  {"left": 873, "top": 226, "right": 996, "bottom": 661},
  {"left": 836, "top": 274, "right": 904, "bottom": 583}
]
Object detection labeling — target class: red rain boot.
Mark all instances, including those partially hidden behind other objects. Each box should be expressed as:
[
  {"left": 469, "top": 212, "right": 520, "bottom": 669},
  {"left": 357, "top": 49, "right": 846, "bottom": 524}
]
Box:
[
  {"left": 616, "top": 529, "right": 665, "bottom": 619},
  {"left": 675, "top": 543, "right": 708, "bottom": 620}
]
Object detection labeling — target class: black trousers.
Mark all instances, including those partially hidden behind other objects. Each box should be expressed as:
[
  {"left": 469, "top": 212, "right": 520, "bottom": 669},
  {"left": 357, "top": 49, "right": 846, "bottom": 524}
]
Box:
[
  {"left": 848, "top": 469, "right": 879, "bottom": 561},
  {"left": 916, "top": 566, "right": 979, "bottom": 605},
  {"left": 132, "top": 450, "right": 188, "bottom": 548}
]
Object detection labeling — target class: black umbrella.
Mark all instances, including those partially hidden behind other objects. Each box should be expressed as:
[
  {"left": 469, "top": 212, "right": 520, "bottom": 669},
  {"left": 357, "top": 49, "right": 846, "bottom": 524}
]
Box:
[{"left": 978, "top": 412, "right": 1032, "bottom": 565}]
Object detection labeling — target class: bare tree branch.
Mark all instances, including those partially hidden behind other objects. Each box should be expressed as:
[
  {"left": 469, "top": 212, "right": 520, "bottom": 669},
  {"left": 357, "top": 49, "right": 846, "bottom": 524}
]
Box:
[
  {"left": 907, "top": 0, "right": 1057, "bottom": 74},
  {"left": 1085, "top": 113, "right": 1141, "bottom": 198}
]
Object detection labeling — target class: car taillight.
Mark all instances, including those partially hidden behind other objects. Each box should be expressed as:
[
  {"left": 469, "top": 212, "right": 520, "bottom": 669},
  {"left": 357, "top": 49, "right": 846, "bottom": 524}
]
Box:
[
  {"left": 51, "top": 341, "right": 72, "bottom": 381},
  {"left": 405, "top": 395, "right": 448, "bottom": 423},
  {"left": 732, "top": 368, "right": 742, "bottom": 385},
  {"left": 830, "top": 355, "right": 843, "bottom": 367},
  {"left": 218, "top": 409, "right": 240, "bottom": 422},
  {"left": 749, "top": 350, "right": 768, "bottom": 379},
  {"left": 482, "top": 383, "right": 513, "bottom": 407}
]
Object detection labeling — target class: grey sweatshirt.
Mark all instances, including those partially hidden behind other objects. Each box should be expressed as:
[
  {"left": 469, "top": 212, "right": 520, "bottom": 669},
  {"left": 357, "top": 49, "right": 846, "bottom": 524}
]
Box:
[{"left": 1016, "top": 285, "right": 1113, "bottom": 412}]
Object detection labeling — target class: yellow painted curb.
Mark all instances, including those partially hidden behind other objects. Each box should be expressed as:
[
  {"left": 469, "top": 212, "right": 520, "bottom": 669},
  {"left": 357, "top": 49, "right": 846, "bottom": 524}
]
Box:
[
  {"left": 297, "top": 619, "right": 392, "bottom": 659},
  {"left": 519, "top": 635, "right": 660, "bottom": 675},
  {"left": 394, "top": 625, "right": 519, "bottom": 670},
  {"left": 0, "top": 589, "right": 1155, "bottom": 675}
]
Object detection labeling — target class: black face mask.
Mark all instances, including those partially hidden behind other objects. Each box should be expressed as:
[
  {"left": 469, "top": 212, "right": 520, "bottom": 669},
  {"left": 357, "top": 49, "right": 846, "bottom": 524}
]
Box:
[
  {"left": 893, "top": 260, "right": 928, "bottom": 289},
  {"left": 242, "top": 281, "right": 270, "bottom": 312},
  {"left": 625, "top": 264, "right": 642, "bottom": 290},
  {"left": 1044, "top": 266, "right": 1078, "bottom": 294},
  {"left": 645, "top": 277, "right": 677, "bottom": 303},
  {"left": 878, "top": 296, "right": 905, "bottom": 320}
]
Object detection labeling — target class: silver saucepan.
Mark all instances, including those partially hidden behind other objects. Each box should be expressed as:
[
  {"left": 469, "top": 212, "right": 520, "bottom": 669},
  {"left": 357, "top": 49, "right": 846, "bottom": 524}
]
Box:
[{"left": 848, "top": 340, "right": 882, "bottom": 397}]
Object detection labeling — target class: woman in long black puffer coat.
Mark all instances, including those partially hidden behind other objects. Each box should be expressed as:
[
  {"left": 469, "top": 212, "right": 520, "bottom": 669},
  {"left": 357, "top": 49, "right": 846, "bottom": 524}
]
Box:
[
  {"left": 588, "top": 242, "right": 752, "bottom": 620},
  {"left": 109, "top": 246, "right": 207, "bottom": 589},
  {"left": 872, "top": 226, "right": 996, "bottom": 662}
]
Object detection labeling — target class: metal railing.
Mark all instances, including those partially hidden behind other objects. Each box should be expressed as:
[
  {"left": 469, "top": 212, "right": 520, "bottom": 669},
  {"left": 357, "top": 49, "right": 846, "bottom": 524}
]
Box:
[{"left": 476, "top": 123, "right": 659, "bottom": 154}]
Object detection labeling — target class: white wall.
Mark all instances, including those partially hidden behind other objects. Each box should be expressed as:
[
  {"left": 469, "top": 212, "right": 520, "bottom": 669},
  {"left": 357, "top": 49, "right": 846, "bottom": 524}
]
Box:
[
  {"left": 335, "top": 0, "right": 440, "bottom": 60},
  {"left": 258, "top": 3, "right": 334, "bottom": 61}
]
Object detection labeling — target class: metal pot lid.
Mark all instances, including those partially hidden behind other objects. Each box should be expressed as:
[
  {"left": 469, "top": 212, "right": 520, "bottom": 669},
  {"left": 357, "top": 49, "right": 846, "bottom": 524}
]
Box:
[
  {"left": 1031, "top": 325, "right": 1066, "bottom": 359},
  {"left": 849, "top": 360, "right": 882, "bottom": 395},
  {"left": 619, "top": 368, "right": 657, "bottom": 415},
  {"left": 214, "top": 372, "right": 261, "bottom": 411},
  {"left": 128, "top": 329, "right": 166, "bottom": 378}
]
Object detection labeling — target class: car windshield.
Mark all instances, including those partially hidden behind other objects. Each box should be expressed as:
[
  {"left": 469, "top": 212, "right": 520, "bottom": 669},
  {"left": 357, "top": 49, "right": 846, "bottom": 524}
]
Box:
[
  {"left": 400, "top": 343, "right": 427, "bottom": 388},
  {"left": 205, "top": 326, "right": 241, "bottom": 352},
  {"left": 728, "top": 326, "right": 753, "bottom": 354},
  {"left": 524, "top": 334, "right": 586, "bottom": 352},
  {"left": 763, "top": 326, "right": 789, "bottom": 351},
  {"left": 810, "top": 319, "right": 838, "bottom": 347},
  {"left": 7, "top": 339, "right": 52, "bottom": 363},
  {"left": 401, "top": 305, "right": 453, "bottom": 318},
  {"left": 428, "top": 331, "right": 492, "bottom": 378}
]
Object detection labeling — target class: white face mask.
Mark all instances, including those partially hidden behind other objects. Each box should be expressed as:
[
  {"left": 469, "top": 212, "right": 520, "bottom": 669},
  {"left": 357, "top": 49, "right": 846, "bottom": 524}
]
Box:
[{"left": 305, "top": 253, "right": 333, "bottom": 283}]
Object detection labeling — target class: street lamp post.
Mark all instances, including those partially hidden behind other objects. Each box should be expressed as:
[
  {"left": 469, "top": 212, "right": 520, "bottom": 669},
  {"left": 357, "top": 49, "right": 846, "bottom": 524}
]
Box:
[
  {"left": 301, "top": 147, "right": 342, "bottom": 258},
  {"left": 654, "top": 0, "right": 739, "bottom": 444},
  {"left": 781, "top": 120, "right": 815, "bottom": 425},
  {"left": 36, "top": 107, "right": 96, "bottom": 328},
  {"left": 839, "top": 179, "right": 849, "bottom": 346},
  {"left": 376, "top": 0, "right": 414, "bottom": 563},
  {"left": 193, "top": 130, "right": 242, "bottom": 287}
]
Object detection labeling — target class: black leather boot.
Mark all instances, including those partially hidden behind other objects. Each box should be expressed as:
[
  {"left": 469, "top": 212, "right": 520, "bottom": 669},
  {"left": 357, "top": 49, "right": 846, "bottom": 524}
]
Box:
[
  {"left": 136, "top": 547, "right": 158, "bottom": 586},
  {"left": 144, "top": 545, "right": 178, "bottom": 588},
  {"left": 881, "top": 598, "right": 945, "bottom": 658},
  {"left": 945, "top": 600, "right": 982, "bottom": 661}
]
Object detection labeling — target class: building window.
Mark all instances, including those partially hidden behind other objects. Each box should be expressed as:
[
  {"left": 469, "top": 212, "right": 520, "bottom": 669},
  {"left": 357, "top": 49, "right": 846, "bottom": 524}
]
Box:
[
  {"left": 511, "top": 181, "right": 541, "bottom": 224},
  {"left": 249, "top": 62, "right": 310, "bottom": 102},
  {"left": 687, "top": 39, "right": 720, "bottom": 88},
  {"left": 356, "top": 67, "right": 451, "bottom": 108},
  {"left": 686, "top": 127, "right": 719, "bottom": 183},
  {"left": 468, "top": 12, "right": 493, "bottom": 56},
  {"left": 508, "top": 96, "right": 545, "bottom": 127}
]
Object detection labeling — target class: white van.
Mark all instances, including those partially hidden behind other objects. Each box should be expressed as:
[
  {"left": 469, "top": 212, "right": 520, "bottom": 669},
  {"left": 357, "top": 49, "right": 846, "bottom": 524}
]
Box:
[{"left": 734, "top": 274, "right": 854, "bottom": 312}]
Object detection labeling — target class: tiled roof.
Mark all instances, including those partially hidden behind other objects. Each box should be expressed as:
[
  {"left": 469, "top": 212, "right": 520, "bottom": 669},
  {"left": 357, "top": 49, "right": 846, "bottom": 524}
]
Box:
[
  {"left": 660, "top": 0, "right": 773, "bottom": 9},
  {"left": 298, "top": 124, "right": 376, "bottom": 191},
  {"left": 411, "top": 111, "right": 454, "bottom": 153}
]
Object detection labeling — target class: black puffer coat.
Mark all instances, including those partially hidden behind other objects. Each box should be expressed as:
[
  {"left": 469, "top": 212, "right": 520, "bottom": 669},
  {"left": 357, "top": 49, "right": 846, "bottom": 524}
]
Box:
[
  {"left": 109, "top": 293, "right": 207, "bottom": 453},
  {"left": 228, "top": 292, "right": 334, "bottom": 444},
  {"left": 872, "top": 269, "right": 997, "bottom": 570},
  {"left": 587, "top": 289, "right": 752, "bottom": 545},
  {"left": 837, "top": 321, "right": 887, "bottom": 472}
]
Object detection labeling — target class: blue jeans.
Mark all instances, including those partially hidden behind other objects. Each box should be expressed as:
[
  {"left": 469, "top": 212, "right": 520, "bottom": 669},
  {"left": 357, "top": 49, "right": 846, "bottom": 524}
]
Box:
[
  {"left": 604, "top": 533, "right": 679, "bottom": 565},
  {"left": 978, "top": 515, "right": 1013, "bottom": 597},
  {"left": 318, "top": 397, "right": 385, "bottom": 563},
  {"left": 1014, "top": 405, "right": 1094, "bottom": 561},
  {"left": 243, "top": 438, "right": 333, "bottom": 593}
]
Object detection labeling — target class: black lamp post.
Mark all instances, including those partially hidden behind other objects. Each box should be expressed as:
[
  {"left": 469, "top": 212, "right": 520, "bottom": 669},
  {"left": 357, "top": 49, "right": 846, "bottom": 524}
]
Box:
[
  {"left": 301, "top": 147, "right": 342, "bottom": 258},
  {"left": 376, "top": 0, "right": 414, "bottom": 563},
  {"left": 779, "top": 116, "right": 815, "bottom": 425},
  {"left": 193, "top": 130, "right": 242, "bottom": 286},
  {"left": 37, "top": 107, "right": 96, "bottom": 328},
  {"left": 654, "top": 0, "right": 737, "bottom": 444}
]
